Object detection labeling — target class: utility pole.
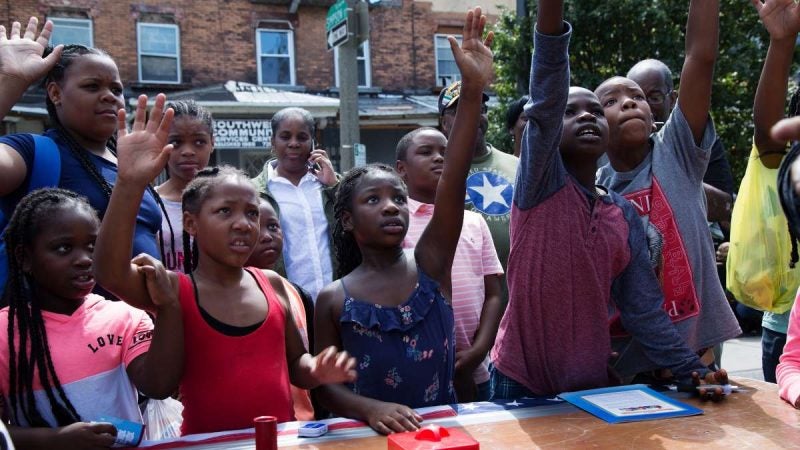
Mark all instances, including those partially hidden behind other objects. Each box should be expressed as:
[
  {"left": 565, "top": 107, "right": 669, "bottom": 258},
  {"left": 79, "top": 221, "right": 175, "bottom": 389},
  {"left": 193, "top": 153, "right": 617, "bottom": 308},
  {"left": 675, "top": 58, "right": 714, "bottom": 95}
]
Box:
[{"left": 336, "top": 0, "right": 363, "bottom": 171}]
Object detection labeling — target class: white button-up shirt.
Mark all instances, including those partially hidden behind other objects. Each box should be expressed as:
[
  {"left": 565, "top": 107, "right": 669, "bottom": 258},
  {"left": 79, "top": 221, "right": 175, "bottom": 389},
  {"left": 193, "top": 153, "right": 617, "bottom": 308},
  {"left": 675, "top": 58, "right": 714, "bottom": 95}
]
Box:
[{"left": 267, "top": 161, "right": 333, "bottom": 300}]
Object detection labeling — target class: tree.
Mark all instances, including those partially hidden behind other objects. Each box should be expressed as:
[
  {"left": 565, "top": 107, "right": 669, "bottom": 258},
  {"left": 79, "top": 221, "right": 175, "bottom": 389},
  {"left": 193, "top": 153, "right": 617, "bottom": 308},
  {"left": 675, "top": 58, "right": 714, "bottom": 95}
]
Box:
[{"left": 488, "top": 0, "right": 777, "bottom": 186}]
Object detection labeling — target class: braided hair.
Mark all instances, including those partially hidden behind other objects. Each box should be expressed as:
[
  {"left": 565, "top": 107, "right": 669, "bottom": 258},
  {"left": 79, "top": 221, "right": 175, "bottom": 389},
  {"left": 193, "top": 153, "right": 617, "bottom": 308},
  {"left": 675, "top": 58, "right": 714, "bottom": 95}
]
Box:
[
  {"left": 42, "top": 45, "right": 170, "bottom": 261},
  {"left": 158, "top": 100, "right": 214, "bottom": 270},
  {"left": 778, "top": 87, "right": 800, "bottom": 268},
  {"left": 3, "top": 188, "right": 97, "bottom": 427},
  {"left": 332, "top": 163, "right": 400, "bottom": 278},
  {"left": 180, "top": 166, "right": 253, "bottom": 274}
]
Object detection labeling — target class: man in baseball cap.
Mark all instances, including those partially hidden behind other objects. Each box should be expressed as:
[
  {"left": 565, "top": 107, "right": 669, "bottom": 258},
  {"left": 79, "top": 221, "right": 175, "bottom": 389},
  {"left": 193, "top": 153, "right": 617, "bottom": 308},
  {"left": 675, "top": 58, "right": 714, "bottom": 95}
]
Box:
[
  {"left": 437, "top": 80, "right": 491, "bottom": 115},
  {"left": 437, "top": 80, "right": 518, "bottom": 311}
]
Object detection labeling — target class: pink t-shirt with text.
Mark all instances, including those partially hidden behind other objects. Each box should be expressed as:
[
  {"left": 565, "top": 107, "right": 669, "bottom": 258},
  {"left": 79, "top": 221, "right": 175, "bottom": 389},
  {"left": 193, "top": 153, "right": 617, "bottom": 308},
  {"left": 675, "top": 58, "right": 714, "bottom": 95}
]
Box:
[{"left": 0, "top": 295, "right": 153, "bottom": 426}]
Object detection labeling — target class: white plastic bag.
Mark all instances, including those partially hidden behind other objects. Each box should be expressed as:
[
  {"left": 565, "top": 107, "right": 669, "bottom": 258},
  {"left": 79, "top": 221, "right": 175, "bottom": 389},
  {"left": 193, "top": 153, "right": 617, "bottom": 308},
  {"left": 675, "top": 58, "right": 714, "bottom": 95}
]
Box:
[{"left": 142, "top": 397, "right": 184, "bottom": 441}]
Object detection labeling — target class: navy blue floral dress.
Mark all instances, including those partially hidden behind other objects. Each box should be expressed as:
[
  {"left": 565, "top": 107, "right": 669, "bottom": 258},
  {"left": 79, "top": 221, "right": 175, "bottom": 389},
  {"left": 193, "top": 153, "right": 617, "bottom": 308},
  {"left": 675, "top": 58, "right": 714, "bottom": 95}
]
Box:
[{"left": 340, "top": 268, "right": 456, "bottom": 407}]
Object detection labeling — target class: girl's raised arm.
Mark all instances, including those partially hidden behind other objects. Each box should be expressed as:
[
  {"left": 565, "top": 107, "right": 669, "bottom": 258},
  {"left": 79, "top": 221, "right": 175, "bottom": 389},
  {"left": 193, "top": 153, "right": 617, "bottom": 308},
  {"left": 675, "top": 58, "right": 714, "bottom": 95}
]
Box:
[
  {"left": 95, "top": 94, "right": 176, "bottom": 310},
  {"left": 752, "top": 0, "right": 800, "bottom": 167},
  {"left": 0, "top": 17, "right": 62, "bottom": 195},
  {"left": 415, "top": 7, "right": 494, "bottom": 288}
]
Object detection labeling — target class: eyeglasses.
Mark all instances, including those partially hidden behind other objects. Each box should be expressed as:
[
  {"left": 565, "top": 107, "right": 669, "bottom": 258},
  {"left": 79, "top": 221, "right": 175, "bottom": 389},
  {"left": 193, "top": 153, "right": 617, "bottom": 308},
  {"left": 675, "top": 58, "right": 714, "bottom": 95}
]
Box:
[{"left": 647, "top": 90, "right": 673, "bottom": 106}]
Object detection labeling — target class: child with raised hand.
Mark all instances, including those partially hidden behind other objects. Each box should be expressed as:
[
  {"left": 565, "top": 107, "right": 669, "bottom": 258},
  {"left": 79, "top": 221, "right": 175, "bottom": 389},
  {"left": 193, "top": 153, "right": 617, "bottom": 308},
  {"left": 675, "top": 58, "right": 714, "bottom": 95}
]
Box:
[
  {"left": 0, "top": 188, "right": 180, "bottom": 449},
  {"left": 0, "top": 17, "right": 61, "bottom": 121},
  {"left": 395, "top": 127, "right": 504, "bottom": 402},
  {"left": 245, "top": 198, "right": 316, "bottom": 421},
  {"left": 594, "top": 0, "right": 740, "bottom": 377},
  {"left": 0, "top": 41, "right": 164, "bottom": 267},
  {"left": 745, "top": 0, "right": 800, "bottom": 406},
  {"left": 94, "top": 94, "right": 356, "bottom": 435},
  {"left": 314, "top": 8, "right": 493, "bottom": 435},
  {"left": 742, "top": 0, "right": 800, "bottom": 385},
  {"left": 155, "top": 100, "right": 215, "bottom": 272},
  {"left": 490, "top": 0, "right": 727, "bottom": 399}
]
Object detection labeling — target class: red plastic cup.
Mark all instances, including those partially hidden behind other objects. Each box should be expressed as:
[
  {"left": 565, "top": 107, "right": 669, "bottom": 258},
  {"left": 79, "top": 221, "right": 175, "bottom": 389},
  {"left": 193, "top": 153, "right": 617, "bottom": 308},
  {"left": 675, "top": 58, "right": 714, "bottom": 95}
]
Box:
[{"left": 254, "top": 416, "right": 277, "bottom": 450}]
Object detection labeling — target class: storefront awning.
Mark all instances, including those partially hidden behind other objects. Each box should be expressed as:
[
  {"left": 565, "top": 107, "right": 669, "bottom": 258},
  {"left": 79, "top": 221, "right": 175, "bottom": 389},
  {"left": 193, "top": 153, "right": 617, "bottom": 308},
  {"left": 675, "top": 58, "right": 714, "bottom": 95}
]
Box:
[{"left": 132, "top": 81, "right": 340, "bottom": 117}]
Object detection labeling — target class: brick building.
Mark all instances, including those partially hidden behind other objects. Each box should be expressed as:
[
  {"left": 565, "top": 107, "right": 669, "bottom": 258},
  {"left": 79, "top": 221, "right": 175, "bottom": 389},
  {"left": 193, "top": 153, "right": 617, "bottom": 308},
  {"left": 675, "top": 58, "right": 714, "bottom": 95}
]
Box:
[{"left": 1, "top": 0, "right": 511, "bottom": 171}]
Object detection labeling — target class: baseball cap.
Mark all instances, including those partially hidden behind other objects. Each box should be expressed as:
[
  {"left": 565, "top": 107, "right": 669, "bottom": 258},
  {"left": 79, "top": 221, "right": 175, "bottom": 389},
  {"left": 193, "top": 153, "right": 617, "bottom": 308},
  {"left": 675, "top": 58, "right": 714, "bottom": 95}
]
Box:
[{"left": 437, "top": 81, "right": 490, "bottom": 115}]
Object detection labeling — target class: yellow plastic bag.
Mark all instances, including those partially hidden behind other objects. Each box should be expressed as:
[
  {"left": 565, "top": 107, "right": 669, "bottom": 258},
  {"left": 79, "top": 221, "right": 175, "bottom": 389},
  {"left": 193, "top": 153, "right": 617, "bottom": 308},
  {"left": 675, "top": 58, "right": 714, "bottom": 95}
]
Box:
[{"left": 727, "top": 146, "right": 800, "bottom": 313}]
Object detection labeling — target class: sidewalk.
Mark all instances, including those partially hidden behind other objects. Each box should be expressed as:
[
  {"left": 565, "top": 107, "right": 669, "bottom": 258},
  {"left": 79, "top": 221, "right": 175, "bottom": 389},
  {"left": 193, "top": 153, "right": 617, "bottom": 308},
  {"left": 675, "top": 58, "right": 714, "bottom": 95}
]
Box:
[{"left": 721, "top": 334, "right": 765, "bottom": 381}]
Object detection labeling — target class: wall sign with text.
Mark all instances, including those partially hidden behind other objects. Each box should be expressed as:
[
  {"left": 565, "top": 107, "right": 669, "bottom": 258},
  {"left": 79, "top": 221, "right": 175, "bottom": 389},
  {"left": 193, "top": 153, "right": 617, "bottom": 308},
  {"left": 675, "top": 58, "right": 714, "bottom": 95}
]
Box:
[{"left": 213, "top": 120, "right": 273, "bottom": 149}]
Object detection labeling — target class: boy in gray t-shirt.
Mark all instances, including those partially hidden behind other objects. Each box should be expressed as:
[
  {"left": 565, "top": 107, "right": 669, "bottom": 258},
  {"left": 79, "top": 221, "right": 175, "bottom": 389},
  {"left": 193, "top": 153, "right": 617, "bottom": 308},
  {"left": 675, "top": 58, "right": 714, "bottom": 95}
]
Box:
[{"left": 594, "top": 0, "right": 740, "bottom": 377}]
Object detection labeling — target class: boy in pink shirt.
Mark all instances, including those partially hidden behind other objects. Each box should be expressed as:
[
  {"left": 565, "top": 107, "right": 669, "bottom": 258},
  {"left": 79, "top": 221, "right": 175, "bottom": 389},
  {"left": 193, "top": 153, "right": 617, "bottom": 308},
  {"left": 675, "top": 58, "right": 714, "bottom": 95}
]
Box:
[{"left": 396, "top": 127, "right": 505, "bottom": 402}]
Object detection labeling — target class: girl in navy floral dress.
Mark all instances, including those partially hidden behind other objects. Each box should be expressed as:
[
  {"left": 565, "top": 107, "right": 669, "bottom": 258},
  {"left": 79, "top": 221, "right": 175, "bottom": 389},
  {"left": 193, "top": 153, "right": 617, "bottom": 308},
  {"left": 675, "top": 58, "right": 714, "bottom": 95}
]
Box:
[{"left": 314, "top": 7, "right": 494, "bottom": 435}]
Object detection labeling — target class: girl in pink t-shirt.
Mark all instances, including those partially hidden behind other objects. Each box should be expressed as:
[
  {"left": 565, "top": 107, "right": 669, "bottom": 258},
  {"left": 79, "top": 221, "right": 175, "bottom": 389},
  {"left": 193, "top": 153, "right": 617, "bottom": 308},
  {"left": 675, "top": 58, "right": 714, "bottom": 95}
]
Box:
[
  {"left": 94, "top": 95, "right": 356, "bottom": 435},
  {"left": 0, "top": 188, "right": 171, "bottom": 449}
]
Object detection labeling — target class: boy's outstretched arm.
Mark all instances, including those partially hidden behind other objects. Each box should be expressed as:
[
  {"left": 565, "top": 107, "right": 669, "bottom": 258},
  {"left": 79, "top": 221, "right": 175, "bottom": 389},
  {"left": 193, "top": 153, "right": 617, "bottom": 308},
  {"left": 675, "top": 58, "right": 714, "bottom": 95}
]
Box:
[
  {"left": 514, "top": 0, "right": 569, "bottom": 211},
  {"left": 677, "top": 0, "right": 720, "bottom": 144},
  {"left": 612, "top": 201, "right": 728, "bottom": 396},
  {"left": 95, "top": 94, "right": 176, "bottom": 310},
  {"left": 752, "top": 0, "right": 800, "bottom": 168},
  {"left": 416, "top": 7, "right": 493, "bottom": 286}
]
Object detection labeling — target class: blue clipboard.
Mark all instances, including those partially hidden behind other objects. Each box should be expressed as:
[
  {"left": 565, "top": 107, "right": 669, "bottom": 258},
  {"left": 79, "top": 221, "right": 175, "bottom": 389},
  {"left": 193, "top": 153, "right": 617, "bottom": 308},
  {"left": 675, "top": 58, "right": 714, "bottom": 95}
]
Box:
[{"left": 558, "top": 384, "right": 703, "bottom": 424}]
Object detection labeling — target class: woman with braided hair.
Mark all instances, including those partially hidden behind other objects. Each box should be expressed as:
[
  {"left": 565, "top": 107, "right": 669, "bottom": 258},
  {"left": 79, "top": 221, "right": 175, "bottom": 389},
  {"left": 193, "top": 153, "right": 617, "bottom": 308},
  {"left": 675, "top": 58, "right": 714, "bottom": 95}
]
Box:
[{"left": 0, "top": 42, "right": 165, "bottom": 270}]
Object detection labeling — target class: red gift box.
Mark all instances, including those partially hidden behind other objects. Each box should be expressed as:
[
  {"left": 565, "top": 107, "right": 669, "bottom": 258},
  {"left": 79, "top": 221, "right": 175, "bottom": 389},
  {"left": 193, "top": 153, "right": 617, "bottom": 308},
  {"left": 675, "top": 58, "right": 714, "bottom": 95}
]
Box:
[{"left": 387, "top": 425, "right": 479, "bottom": 450}]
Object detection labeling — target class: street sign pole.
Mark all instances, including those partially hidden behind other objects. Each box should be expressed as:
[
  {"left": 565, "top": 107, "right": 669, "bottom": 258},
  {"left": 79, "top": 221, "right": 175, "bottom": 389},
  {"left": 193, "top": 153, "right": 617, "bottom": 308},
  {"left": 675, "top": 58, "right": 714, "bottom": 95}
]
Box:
[{"left": 336, "top": 0, "right": 361, "bottom": 171}]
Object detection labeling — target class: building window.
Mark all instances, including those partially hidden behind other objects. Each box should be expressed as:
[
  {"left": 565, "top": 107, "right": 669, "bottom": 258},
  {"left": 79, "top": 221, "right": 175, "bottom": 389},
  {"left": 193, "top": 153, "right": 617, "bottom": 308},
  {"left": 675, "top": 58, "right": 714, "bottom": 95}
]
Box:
[
  {"left": 48, "top": 17, "right": 93, "bottom": 47},
  {"left": 257, "top": 29, "right": 295, "bottom": 86},
  {"left": 434, "top": 34, "right": 462, "bottom": 87},
  {"left": 137, "top": 23, "right": 181, "bottom": 84},
  {"left": 334, "top": 41, "right": 371, "bottom": 88}
]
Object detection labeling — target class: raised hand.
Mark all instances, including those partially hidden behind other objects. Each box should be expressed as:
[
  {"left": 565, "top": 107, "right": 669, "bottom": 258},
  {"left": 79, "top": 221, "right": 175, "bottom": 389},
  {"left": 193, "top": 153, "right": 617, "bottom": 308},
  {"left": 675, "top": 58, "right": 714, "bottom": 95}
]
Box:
[
  {"left": 365, "top": 401, "right": 423, "bottom": 435},
  {"left": 309, "top": 346, "right": 358, "bottom": 385},
  {"left": 116, "top": 94, "right": 174, "bottom": 186},
  {"left": 0, "top": 17, "right": 62, "bottom": 87},
  {"left": 449, "top": 7, "right": 494, "bottom": 91},
  {"left": 752, "top": 0, "right": 800, "bottom": 40}
]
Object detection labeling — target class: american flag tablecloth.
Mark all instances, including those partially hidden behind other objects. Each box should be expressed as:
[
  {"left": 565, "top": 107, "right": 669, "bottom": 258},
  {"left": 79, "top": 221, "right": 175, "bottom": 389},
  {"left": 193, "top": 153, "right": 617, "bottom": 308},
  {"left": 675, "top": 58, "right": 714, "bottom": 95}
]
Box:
[{"left": 131, "top": 397, "right": 574, "bottom": 449}]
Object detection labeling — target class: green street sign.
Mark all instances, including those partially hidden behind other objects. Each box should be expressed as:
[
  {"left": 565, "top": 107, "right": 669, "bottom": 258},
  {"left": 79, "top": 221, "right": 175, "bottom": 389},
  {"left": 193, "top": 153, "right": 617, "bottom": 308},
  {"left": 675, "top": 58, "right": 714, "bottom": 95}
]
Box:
[{"left": 326, "top": 0, "right": 348, "bottom": 33}]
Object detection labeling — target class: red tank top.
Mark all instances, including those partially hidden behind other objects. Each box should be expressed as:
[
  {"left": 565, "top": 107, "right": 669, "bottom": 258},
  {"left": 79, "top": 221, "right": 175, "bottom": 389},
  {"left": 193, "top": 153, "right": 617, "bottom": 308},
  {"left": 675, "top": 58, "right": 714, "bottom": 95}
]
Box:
[{"left": 178, "top": 268, "right": 293, "bottom": 435}]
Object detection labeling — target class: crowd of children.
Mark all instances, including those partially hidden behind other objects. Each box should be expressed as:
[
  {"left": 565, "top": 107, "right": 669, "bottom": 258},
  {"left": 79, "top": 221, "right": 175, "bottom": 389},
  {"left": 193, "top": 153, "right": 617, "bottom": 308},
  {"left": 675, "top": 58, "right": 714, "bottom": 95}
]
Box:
[{"left": 3, "top": 1, "right": 800, "bottom": 447}]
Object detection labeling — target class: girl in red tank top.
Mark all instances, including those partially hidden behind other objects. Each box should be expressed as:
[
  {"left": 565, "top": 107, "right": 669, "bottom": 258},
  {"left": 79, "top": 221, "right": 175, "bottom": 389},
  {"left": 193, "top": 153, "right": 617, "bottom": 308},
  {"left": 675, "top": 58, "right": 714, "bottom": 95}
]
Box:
[{"left": 94, "top": 94, "right": 357, "bottom": 436}]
